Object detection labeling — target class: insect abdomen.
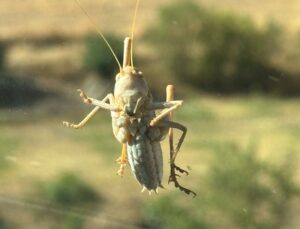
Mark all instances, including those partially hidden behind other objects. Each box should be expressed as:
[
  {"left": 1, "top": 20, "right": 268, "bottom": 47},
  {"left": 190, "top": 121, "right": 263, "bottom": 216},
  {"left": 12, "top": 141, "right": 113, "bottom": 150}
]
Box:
[{"left": 127, "top": 134, "right": 163, "bottom": 191}]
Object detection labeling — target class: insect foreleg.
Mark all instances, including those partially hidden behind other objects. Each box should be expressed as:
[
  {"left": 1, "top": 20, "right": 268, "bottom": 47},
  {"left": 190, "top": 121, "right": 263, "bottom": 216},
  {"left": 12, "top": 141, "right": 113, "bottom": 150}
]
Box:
[
  {"left": 63, "top": 106, "right": 100, "bottom": 129},
  {"left": 63, "top": 91, "right": 117, "bottom": 129},
  {"left": 78, "top": 89, "right": 120, "bottom": 112}
]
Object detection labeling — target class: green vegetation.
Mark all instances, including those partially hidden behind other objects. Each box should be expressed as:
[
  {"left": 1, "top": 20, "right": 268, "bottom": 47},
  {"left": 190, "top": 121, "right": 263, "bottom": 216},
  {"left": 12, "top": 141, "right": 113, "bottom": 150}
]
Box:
[
  {"left": 206, "top": 144, "right": 299, "bottom": 229},
  {"left": 44, "top": 172, "right": 100, "bottom": 207},
  {"left": 63, "top": 215, "right": 84, "bottom": 229},
  {"left": 83, "top": 33, "right": 123, "bottom": 79},
  {"left": 141, "top": 195, "right": 208, "bottom": 229},
  {"left": 0, "top": 216, "right": 8, "bottom": 229},
  {"left": 146, "top": 0, "right": 300, "bottom": 95},
  {"left": 141, "top": 144, "right": 300, "bottom": 229},
  {"left": 34, "top": 173, "right": 100, "bottom": 229}
]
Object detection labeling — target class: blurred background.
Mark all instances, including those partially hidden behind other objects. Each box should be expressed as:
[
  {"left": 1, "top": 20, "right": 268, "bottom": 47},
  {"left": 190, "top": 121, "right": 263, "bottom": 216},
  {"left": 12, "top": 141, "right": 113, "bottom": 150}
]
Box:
[{"left": 0, "top": 0, "right": 300, "bottom": 228}]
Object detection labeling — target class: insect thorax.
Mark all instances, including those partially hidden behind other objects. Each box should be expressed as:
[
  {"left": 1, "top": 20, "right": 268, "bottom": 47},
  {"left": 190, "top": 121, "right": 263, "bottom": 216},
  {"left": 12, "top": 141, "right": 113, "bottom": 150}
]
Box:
[{"left": 114, "top": 66, "right": 150, "bottom": 116}]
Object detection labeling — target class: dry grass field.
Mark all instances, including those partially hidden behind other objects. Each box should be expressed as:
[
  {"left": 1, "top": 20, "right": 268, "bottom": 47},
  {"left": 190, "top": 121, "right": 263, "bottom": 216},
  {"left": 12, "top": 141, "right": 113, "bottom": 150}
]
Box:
[
  {"left": 2, "top": 0, "right": 300, "bottom": 80},
  {"left": 1, "top": 0, "right": 300, "bottom": 40}
]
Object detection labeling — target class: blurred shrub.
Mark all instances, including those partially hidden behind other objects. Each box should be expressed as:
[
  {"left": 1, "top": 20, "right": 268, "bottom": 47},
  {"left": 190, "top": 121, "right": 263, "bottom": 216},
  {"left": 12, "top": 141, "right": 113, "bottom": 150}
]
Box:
[
  {"left": 0, "top": 215, "right": 14, "bottom": 229},
  {"left": 206, "top": 144, "right": 299, "bottom": 228},
  {"left": 141, "top": 196, "right": 209, "bottom": 229},
  {"left": 0, "top": 41, "right": 6, "bottom": 70},
  {"left": 63, "top": 215, "right": 84, "bottom": 229},
  {"left": 83, "top": 34, "right": 123, "bottom": 79},
  {"left": 146, "top": 0, "right": 287, "bottom": 94},
  {"left": 45, "top": 172, "right": 100, "bottom": 207},
  {"left": 0, "top": 73, "right": 47, "bottom": 108},
  {"left": 0, "top": 216, "right": 7, "bottom": 229},
  {"left": 140, "top": 143, "right": 299, "bottom": 229}
]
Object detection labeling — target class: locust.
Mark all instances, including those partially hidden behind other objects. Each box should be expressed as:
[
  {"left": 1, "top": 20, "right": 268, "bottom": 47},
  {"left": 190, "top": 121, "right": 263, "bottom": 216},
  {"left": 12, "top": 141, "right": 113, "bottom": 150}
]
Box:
[{"left": 63, "top": 0, "right": 196, "bottom": 197}]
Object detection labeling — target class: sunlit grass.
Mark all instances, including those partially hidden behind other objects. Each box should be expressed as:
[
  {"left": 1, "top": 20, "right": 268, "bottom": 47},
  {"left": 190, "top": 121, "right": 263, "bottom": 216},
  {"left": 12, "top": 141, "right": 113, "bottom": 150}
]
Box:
[
  {"left": 0, "top": 135, "right": 19, "bottom": 172},
  {"left": 174, "top": 96, "right": 300, "bottom": 159}
]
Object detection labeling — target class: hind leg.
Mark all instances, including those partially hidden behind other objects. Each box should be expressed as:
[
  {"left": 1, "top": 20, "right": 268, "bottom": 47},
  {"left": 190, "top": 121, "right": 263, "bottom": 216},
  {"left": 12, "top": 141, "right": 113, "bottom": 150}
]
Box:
[
  {"left": 154, "top": 85, "right": 196, "bottom": 197},
  {"left": 155, "top": 120, "right": 195, "bottom": 196},
  {"left": 167, "top": 85, "right": 195, "bottom": 197}
]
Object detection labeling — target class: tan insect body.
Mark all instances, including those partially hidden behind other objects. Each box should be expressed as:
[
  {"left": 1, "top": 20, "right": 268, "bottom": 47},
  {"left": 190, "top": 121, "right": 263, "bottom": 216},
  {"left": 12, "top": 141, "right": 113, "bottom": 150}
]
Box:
[{"left": 63, "top": 0, "right": 195, "bottom": 197}]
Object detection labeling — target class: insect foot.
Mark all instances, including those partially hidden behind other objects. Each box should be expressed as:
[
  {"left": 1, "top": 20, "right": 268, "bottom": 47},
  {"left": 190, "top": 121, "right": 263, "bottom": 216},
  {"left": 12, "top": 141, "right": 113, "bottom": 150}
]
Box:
[
  {"left": 62, "top": 120, "right": 84, "bottom": 129},
  {"left": 62, "top": 121, "right": 77, "bottom": 129},
  {"left": 173, "top": 164, "right": 189, "bottom": 175},
  {"left": 77, "top": 89, "right": 92, "bottom": 104},
  {"left": 62, "top": 121, "right": 71, "bottom": 127},
  {"left": 117, "top": 163, "right": 127, "bottom": 177},
  {"left": 169, "top": 163, "right": 196, "bottom": 198},
  {"left": 116, "top": 157, "right": 127, "bottom": 177}
]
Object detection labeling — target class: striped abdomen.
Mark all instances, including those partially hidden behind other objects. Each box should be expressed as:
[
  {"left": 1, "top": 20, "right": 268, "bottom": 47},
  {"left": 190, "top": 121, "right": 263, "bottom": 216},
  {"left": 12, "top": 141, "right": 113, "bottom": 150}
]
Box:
[{"left": 127, "top": 133, "right": 163, "bottom": 191}]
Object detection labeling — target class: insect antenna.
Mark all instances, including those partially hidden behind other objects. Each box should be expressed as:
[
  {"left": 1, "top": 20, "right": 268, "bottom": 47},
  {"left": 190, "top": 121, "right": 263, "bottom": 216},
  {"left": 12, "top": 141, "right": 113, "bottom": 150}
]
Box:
[
  {"left": 130, "top": 0, "right": 140, "bottom": 68},
  {"left": 74, "top": 0, "right": 122, "bottom": 72}
]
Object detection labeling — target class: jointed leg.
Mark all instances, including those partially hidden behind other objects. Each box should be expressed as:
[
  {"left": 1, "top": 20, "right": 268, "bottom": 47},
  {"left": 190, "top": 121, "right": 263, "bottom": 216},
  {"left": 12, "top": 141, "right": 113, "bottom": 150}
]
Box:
[
  {"left": 116, "top": 144, "right": 128, "bottom": 176},
  {"left": 168, "top": 122, "right": 187, "bottom": 163},
  {"left": 156, "top": 120, "right": 187, "bottom": 163},
  {"left": 147, "top": 85, "right": 183, "bottom": 127},
  {"left": 149, "top": 101, "right": 183, "bottom": 126},
  {"left": 78, "top": 89, "right": 119, "bottom": 112},
  {"left": 155, "top": 119, "right": 194, "bottom": 196},
  {"left": 63, "top": 106, "right": 100, "bottom": 129},
  {"left": 162, "top": 85, "right": 196, "bottom": 197},
  {"left": 165, "top": 85, "right": 186, "bottom": 163},
  {"left": 63, "top": 89, "right": 116, "bottom": 129}
]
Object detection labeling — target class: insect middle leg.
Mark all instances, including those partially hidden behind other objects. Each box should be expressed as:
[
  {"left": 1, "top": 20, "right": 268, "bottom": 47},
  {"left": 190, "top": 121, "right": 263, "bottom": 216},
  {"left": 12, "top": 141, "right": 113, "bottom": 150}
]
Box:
[
  {"left": 147, "top": 87, "right": 183, "bottom": 127},
  {"left": 116, "top": 143, "right": 128, "bottom": 176}
]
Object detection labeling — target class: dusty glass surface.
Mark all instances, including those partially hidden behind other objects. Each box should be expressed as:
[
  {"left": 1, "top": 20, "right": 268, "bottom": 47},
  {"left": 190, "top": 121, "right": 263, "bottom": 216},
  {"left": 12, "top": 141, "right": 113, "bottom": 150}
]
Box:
[{"left": 0, "top": 0, "right": 299, "bottom": 228}]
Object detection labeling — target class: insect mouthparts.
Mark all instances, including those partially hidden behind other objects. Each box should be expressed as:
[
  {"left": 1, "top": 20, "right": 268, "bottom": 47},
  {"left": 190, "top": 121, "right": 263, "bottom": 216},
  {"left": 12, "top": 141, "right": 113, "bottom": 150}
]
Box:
[{"left": 125, "top": 106, "right": 135, "bottom": 117}]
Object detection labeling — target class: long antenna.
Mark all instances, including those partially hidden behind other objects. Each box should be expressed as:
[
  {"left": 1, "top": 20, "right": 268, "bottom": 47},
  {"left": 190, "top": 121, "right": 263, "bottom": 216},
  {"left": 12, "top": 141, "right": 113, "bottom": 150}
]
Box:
[
  {"left": 130, "top": 0, "right": 140, "bottom": 68},
  {"left": 75, "top": 0, "right": 122, "bottom": 72}
]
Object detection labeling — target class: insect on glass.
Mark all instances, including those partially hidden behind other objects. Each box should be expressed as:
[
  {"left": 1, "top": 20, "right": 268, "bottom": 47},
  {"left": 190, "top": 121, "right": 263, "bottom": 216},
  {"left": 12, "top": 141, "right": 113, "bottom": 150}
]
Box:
[{"left": 63, "top": 0, "right": 196, "bottom": 197}]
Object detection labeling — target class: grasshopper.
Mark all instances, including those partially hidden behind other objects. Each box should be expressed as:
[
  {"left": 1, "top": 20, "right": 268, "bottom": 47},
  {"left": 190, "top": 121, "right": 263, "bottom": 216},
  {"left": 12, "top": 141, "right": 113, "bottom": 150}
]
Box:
[{"left": 63, "top": 0, "right": 196, "bottom": 197}]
